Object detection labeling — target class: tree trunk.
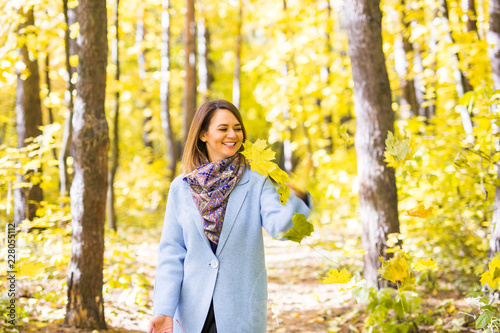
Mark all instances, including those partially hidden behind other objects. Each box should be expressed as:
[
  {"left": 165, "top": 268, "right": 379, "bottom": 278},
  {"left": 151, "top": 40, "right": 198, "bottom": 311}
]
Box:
[
  {"left": 45, "top": 54, "right": 58, "bottom": 160},
  {"left": 184, "top": 0, "right": 196, "bottom": 144},
  {"left": 64, "top": 0, "right": 108, "bottom": 328},
  {"left": 395, "top": 0, "right": 420, "bottom": 118},
  {"left": 59, "top": 0, "right": 77, "bottom": 200},
  {"left": 319, "top": 0, "right": 334, "bottom": 155},
  {"left": 14, "top": 6, "right": 44, "bottom": 226},
  {"left": 344, "top": 0, "right": 400, "bottom": 288},
  {"left": 107, "top": 0, "right": 120, "bottom": 232},
  {"left": 198, "top": 5, "right": 212, "bottom": 103},
  {"left": 136, "top": 9, "right": 154, "bottom": 155},
  {"left": 232, "top": 0, "right": 242, "bottom": 109},
  {"left": 282, "top": 0, "right": 292, "bottom": 174},
  {"left": 488, "top": 0, "right": 500, "bottom": 256},
  {"left": 161, "top": 0, "right": 177, "bottom": 181},
  {"left": 463, "top": 0, "right": 478, "bottom": 34}
]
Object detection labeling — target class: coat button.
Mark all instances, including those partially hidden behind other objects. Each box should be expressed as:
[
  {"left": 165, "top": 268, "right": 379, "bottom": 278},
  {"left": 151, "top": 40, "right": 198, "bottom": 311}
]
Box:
[{"left": 210, "top": 259, "right": 219, "bottom": 269}]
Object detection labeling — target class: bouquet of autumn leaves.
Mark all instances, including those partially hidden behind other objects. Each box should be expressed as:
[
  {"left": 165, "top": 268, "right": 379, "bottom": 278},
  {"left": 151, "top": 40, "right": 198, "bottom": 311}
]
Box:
[{"left": 241, "top": 139, "right": 314, "bottom": 243}]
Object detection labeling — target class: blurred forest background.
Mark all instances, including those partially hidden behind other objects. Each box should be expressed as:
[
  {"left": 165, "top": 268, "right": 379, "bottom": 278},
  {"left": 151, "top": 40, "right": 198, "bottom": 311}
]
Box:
[{"left": 2, "top": 0, "right": 500, "bottom": 331}]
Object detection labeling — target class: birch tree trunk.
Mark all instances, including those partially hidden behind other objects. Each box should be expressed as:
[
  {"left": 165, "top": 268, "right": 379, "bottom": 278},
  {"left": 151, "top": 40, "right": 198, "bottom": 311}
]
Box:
[
  {"left": 487, "top": 0, "right": 500, "bottom": 256},
  {"left": 14, "top": 6, "right": 44, "bottom": 226},
  {"left": 59, "top": 0, "right": 77, "bottom": 200},
  {"left": 136, "top": 11, "right": 154, "bottom": 154},
  {"left": 161, "top": 0, "right": 177, "bottom": 181},
  {"left": 184, "top": 0, "right": 196, "bottom": 144},
  {"left": 233, "top": 0, "right": 242, "bottom": 109},
  {"left": 107, "top": 0, "right": 120, "bottom": 231},
  {"left": 198, "top": 5, "right": 212, "bottom": 102},
  {"left": 64, "top": 0, "right": 108, "bottom": 327},
  {"left": 344, "top": 0, "right": 400, "bottom": 288}
]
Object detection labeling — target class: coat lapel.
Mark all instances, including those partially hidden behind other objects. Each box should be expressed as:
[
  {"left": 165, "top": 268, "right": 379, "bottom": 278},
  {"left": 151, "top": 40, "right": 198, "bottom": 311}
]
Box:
[
  {"left": 216, "top": 169, "right": 250, "bottom": 257},
  {"left": 182, "top": 182, "right": 213, "bottom": 251}
]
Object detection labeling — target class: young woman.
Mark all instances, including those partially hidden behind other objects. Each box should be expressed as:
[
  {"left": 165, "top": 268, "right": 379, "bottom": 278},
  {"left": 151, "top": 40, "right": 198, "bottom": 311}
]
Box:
[{"left": 148, "top": 100, "right": 310, "bottom": 333}]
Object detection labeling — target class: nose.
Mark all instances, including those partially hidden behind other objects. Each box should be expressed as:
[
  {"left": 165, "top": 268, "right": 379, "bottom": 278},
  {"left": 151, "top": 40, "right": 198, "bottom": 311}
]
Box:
[{"left": 227, "top": 129, "right": 236, "bottom": 138}]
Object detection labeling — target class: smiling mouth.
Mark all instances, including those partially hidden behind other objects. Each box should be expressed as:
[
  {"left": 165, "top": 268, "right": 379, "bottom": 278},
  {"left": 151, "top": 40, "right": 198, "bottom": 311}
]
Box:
[{"left": 223, "top": 142, "right": 237, "bottom": 147}]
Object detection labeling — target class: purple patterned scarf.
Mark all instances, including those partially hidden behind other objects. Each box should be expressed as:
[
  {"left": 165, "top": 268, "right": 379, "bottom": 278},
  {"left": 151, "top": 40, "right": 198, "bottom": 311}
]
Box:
[{"left": 183, "top": 153, "right": 246, "bottom": 245}]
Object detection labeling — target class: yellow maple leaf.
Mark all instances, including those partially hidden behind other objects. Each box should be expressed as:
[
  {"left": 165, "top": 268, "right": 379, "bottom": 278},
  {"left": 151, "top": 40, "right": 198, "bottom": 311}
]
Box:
[
  {"left": 480, "top": 257, "right": 500, "bottom": 289},
  {"left": 413, "top": 258, "right": 438, "bottom": 272},
  {"left": 322, "top": 268, "right": 352, "bottom": 284},
  {"left": 406, "top": 204, "right": 433, "bottom": 218},
  {"left": 241, "top": 139, "right": 277, "bottom": 177},
  {"left": 378, "top": 251, "right": 409, "bottom": 283}
]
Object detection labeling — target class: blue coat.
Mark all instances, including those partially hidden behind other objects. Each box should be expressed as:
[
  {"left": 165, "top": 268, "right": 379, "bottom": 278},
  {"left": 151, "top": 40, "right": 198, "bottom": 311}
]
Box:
[{"left": 152, "top": 167, "right": 310, "bottom": 333}]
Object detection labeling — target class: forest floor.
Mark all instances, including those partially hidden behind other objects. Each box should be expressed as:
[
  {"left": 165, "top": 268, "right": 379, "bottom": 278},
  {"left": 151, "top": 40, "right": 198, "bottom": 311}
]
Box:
[{"left": 18, "top": 230, "right": 479, "bottom": 333}]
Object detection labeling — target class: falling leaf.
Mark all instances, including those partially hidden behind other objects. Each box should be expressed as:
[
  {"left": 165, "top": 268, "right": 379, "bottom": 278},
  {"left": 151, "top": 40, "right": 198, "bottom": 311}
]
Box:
[
  {"left": 18, "top": 261, "right": 45, "bottom": 279},
  {"left": 282, "top": 213, "right": 314, "bottom": 243},
  {"left": 413, "top": 258, "right": 437, "bottom": 272},
  {"left": 406, "top": 204, "right": 433, "bottom": 218},
  {"left": 378, "top": 251, "right": 409, "bottom": 283}
]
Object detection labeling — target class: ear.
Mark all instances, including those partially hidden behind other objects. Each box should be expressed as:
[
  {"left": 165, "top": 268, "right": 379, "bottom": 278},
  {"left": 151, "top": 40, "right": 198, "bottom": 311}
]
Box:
[{"left": 199, "top": 131, "right": 207, "bottom": 142}]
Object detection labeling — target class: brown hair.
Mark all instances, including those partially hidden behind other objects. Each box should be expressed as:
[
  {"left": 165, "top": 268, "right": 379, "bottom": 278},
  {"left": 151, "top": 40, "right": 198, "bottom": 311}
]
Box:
[{"left": 181, "top": 100, "right": 247, "bottom": 174}]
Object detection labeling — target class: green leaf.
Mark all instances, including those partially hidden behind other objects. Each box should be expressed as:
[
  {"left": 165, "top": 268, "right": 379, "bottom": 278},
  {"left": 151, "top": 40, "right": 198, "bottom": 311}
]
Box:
[
  {"left": 476, "top": 311, "right": 492, "bottom": 329},
  {"left": 282, "top": 213, "right": 314, "bottom": 243}
]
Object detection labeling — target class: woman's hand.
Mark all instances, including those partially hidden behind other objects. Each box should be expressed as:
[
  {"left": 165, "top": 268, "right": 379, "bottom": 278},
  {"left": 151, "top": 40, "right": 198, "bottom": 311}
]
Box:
[
  {"left": 148, "top": 314, "right": 173, "bottom": 333},
  {"left": 287, "top": 183, "right": 307, "bottom": 202}
]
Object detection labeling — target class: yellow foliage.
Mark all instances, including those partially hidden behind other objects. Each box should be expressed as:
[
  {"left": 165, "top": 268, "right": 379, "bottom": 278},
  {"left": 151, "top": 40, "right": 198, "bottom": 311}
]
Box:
[
  {"left": 413, "top": 258, "right": 438, "bottom": 272},
  {"left": 378, "top": 251, "right": 409, "bottom": 284},
  {"left": 480, "top": 257, "right": 500, "bottom": 289}
]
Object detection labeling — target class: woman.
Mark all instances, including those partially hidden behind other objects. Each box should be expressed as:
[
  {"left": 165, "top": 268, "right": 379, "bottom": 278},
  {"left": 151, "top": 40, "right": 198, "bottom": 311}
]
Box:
[{"left": 148, "top": 100, "right": 310, "bottom": 333}]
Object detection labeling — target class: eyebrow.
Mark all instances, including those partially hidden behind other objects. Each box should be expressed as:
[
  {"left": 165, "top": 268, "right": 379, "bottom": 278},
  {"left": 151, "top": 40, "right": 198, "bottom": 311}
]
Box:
[{"left": 217, "top": 124, "right": 241, "bottom": 127}]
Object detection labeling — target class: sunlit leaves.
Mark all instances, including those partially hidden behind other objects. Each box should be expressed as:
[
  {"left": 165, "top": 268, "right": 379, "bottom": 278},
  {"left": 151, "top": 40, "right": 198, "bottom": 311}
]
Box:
[
  {"left": 69, "top": 22, "right": 79, "bottom": 39},
  {"left": 282, "top": 213, "right": 314, "bottom": 243},
  {"left": 342, "top": 249, "right": 366, "bottom": 257}
]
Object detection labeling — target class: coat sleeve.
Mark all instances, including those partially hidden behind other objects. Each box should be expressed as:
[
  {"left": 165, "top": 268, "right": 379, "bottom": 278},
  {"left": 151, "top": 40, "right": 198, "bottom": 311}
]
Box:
[
  {"left": 152, "top": 185, "right": 186, "bottom": 317},
  {"left": 259, "top": 177, "right": 311, "bottom": 238}
]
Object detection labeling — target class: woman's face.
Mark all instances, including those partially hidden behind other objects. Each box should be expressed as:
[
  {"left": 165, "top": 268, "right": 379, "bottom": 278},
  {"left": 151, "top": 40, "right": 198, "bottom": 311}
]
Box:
[{"left": 200, "top": 108, "right": 244, "bottom": 162}]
